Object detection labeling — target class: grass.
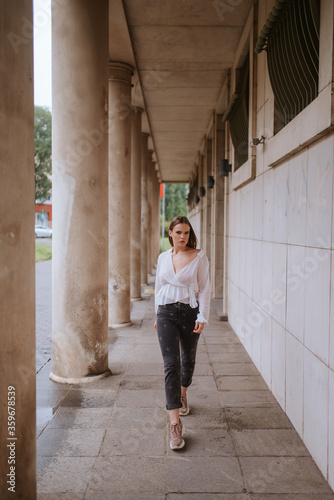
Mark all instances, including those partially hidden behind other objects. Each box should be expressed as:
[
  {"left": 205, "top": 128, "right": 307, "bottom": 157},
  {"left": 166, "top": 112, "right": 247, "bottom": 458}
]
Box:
[{"left": 35, "top": 243, "right": 52, "bottom": 262}]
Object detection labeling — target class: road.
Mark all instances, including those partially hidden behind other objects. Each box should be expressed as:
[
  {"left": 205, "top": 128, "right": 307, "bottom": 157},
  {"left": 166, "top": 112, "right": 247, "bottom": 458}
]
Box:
[{"left": 35, "top": 247, "right": 52, "bottom": 372}]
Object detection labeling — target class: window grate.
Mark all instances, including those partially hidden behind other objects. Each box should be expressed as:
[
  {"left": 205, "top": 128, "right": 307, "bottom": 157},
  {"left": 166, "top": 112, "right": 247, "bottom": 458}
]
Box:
[
  {"left": 265, "top": 0, "right": 320, "bottom": 130},
  {"left": 223, "top": 54, "right": 249, "bottom": 170}
]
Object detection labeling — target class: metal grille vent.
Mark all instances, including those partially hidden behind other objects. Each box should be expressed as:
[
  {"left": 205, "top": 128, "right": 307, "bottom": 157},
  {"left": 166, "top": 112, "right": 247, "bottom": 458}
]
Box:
[
  {"left": 223, "top": 54, "right": 249, "bottom": 169},
  {"left": 265, "top": 0, "right": 320, "bottom": 130}
]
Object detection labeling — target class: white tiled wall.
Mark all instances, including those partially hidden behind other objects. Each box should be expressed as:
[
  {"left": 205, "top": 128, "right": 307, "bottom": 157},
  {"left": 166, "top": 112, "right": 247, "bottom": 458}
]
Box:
[{"left": 227, "top": 133, "right": 334, "bottom": 487}]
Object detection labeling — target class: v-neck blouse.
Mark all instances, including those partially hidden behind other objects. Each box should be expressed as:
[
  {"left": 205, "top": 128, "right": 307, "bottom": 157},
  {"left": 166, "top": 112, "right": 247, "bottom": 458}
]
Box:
[{"left": 155, "top": 248, "right": 211, "bottom": 324}]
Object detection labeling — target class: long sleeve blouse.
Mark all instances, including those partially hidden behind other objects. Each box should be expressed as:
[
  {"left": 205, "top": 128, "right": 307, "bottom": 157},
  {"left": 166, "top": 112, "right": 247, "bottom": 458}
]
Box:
[{"left": 155, "top": 248, "right": 211, "bottom": 324}]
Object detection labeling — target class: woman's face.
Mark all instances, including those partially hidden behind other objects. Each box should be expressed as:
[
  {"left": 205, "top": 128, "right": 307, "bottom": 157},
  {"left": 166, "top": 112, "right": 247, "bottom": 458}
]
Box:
[{"left": 169, "top": 223, "right": 190, "bottom": 247}]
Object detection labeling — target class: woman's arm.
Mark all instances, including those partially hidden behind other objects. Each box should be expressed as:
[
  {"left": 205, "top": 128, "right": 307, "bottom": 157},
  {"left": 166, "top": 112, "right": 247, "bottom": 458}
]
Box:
[{"left": 154, "top": 254, "right": 163, "bottom": 315}]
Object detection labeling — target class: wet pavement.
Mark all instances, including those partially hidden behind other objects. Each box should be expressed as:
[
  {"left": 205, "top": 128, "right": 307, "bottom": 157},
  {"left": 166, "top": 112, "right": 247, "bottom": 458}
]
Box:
[{"left": 36, "top": 276, "right": 334, "bottom": 499}]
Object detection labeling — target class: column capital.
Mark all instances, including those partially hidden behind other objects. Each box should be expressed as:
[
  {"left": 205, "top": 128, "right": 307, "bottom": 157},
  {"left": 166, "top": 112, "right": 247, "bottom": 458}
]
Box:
[{"left": 109, "top": 61, "right": 133, "bottom": 85}]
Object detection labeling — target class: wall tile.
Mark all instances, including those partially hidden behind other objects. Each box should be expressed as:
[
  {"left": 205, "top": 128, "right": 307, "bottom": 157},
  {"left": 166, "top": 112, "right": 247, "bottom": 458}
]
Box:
[
  {"left": 286, "top": 245, "right": 305, "bottom": 343},
  {"left": 304, "top": 348, "right": 329, "bottom": 478},
  {"left": 251, "top": 302, "right": 263, "bottom": 372},
  {"left": 306, "top": 135, "right": 333, "bottom": 249},
  {"left": 272, "top": 319, "right": 286, "bottom": 410},
  {"left": 273, "top": 161, "right": 289, "bottom": 244},
  {"left": 330, "top": 251, "right": 334, "bottom": 371},
  {"left": 329, "top": 369, "right": 334, "bottom": 489},
  {"left": 244, "top": 184, "right": 254, "bottom": 240},
  {"left": 239, "top": 238, "right": 246, "bottom": 291},
  {"left": 261, "top": 241, "right": 273, "bottom": 316},
  {"left": 263, "top": 168, "right": 275, "bottom": 242},
  {"left": 229, "top": 190, "right": 236, "bottom": 238},
  {"left": 286, "top": 333, "right": 304, "bottom": 437},
  {"left": 304, "top": 247, "right": 330, "bottom": 365},
  {"left": 287, "top": 150, "right": 307, "bottom": 246},
  {"left": 235, "top": 189, "right": 241, "bottom": 239},
  {"left": 272, "top": 243, "right": 287, "bottom": 328},
  {"left": 260, "top": 312, "right": 272, "bottom": 389},
  {"left": 245, "top": 239, "right": 253, "bottom": 299},
  {"left": 253, "top": 173, "right": 263, "bottom": 241},
  {"left": 243, "top": 294, "right": 253, "bottom": 353},
  {"left": 252, "top": 240, "right": 262, "bottom": 307}
]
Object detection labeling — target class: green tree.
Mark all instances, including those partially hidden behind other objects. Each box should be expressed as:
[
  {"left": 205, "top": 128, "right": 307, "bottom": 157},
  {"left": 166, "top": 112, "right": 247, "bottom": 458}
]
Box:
[
  {"left": 164, "top": 183, "right": 188, "bottom": 221},
  {"left": 35, "top": 105, "right": 52, "bottom": 202}
]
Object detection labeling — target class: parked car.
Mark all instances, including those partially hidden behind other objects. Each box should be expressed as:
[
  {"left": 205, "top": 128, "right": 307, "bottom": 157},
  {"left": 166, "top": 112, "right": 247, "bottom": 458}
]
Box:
[{"left": 35, "top": 225, "right": 52, "bottom": 238}]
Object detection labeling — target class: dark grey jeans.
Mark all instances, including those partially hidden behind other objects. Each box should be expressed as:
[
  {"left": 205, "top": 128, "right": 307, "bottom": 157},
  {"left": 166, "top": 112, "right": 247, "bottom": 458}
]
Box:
[{"left": 156, "top": 302, "right": 201, "bottom": 410}]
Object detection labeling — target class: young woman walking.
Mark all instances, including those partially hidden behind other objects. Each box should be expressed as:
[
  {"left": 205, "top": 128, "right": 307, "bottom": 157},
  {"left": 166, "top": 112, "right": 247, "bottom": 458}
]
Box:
[{"left": 154, "top": 215, "right": 210, "bottom": 450}]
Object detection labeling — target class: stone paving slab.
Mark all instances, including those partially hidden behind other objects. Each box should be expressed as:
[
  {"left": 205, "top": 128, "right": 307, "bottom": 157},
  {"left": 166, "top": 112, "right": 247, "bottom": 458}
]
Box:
[
  {"left": 225, "top": 407, "right": 293, "bottom": 429},
  {"left": 37, "top": 456, "right": 95, "bottom": 493},
  {"left": 231, "top": 429, "right": 310, "bottom": 456},
  {"left": 240, "top": 457, "right": 334, "bottom": 494},
  {"left": 37, "top": 428, "right": 105, "bottom": 457},
  {"left": 167, "top": 456, "right": 245, "bottom": 493},
  {"left": 36, "top": 277, "right": 334, "bottom": 498},
  {"left": 168, "top": 495, "right": 248, "bottom": 500},
  {"left": 47, "top": 407, "right": 113, "bottom": 429},
  {"left": 88, "top": 456, "right": 167, "bottom": 494},
  {"left": 217, "top": 375, "right": 269, "bottom": 391}
]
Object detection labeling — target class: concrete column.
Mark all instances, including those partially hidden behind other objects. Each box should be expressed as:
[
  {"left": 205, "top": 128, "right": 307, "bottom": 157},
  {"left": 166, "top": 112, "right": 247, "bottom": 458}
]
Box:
[
  {"left": 199, "top": 154, "right": 205, "bottom": 248},
  {"left": 51, "top": 0, "right": 109, "bottom": 383},
  {"left": 130, "top": 107, "right": 143, "bottom": 301},
  {"left": 212, "top": 114, "right": 225, "bottom": 299},
  {"left": 151, "top": 162, "right": 157, "bottom": 273},
  {"left": 154, "top": 173, "right": 161, "bottom": 262},
  {"left": 108, "top": 61, "right": 133, "bottom": 327},
  {"left": 205, "top": 137, "right": 212, "bottom": 265},
  {"left": 147, "top": 150, "right": 154, "bottom": 275},
  {"left": 141, "top": 133, "right": 149, "bottom": 285},
  {"left": 0, "top": 3, "right": 36, "bottom": 497}
]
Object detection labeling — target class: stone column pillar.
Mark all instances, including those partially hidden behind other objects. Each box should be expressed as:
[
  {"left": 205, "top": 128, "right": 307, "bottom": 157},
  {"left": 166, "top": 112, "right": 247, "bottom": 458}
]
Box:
[
  {"left": 147, "top": 150, "right": 153, "bottom": 275},
  {"left": 51, "top": 0, "right": 109, "bottom": 383},
  {"left": 205, "top": 137, "right": 212, "bottom": 265},
  {"left": 108, "top": 62, "right": 133, "bottom": 327},
  {"left": 212, "top": 113, "right": 225, "bottom": 299},
  {"left": 0, "top": 3, "right": 36, "bottom": 497},
  {"left": 130, "top": 107, "right": 143, "bottom": 301},
  {"left": 141, "top": 133, "right": 149, "bottom": 285},
  {"left": 154, "top": 172, "right": 161, "bottom": 263}
]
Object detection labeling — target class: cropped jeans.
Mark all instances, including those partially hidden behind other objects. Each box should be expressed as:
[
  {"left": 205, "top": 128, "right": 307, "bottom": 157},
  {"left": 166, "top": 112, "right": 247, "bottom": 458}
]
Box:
[{"left": 156, "top": 302, "right": 201, "bottom": 410}]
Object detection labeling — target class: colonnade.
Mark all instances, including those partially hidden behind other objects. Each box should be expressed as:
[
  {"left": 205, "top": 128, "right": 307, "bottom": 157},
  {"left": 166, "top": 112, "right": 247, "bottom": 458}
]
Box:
[
  {"left": 49, "top": 2, "right": 161, "bottom": 383},
  {"left": 1, "top": 2, "right": 161, "bottom": 495}
]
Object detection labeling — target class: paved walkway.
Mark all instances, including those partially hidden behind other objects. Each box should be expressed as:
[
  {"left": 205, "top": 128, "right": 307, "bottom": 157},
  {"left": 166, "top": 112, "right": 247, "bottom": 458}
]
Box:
[
  {"left": 36, "top": 277, "right": 334, "bottom": 499},
  {"left": 36, "top": 258, "right": 52, "bottom": 373}
]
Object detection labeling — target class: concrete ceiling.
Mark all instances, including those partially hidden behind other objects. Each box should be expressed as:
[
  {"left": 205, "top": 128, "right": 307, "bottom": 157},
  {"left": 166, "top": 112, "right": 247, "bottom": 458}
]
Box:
[{"left": 109, "top": 0, "right": 253, "bottom": 183}]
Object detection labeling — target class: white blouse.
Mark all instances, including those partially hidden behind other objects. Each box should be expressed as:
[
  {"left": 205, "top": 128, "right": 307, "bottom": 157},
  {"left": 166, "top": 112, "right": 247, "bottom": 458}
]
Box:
[{"left": 155, "top": 248, "right": 211, "bottom": 324}]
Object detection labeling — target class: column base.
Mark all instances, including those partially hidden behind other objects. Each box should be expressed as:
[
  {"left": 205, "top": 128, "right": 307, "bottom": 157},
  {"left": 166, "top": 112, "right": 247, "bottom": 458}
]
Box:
[
  {"left": 109, "top": 321, "right": 132, "bottom": 329},
  {"left": 49, "top": 368, "right": 111, "bottom": 385},
  {"left": 131, "top": 297, "right": 142, "bottom": 302}
]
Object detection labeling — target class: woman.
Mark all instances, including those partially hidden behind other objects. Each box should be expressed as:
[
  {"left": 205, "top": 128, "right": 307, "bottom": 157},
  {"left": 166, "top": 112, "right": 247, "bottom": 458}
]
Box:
[{"left": 154, "top": 215, "right": 210, "bottom": 450}]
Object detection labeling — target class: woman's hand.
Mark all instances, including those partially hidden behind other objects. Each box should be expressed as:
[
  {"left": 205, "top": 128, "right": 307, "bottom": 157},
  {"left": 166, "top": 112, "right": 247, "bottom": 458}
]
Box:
[
  {"left": 154, "top": 319, "right": 157, "bottom": 330},
  {"left": 193, "top": 321, "right": 204, "bottom": 334}
]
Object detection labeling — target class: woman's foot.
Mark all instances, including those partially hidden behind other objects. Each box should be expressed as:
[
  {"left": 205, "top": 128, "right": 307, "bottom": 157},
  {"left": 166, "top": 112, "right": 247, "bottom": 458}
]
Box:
[
  {"left": 170, "top": 419, "right": 185, "bottom": 450},
  {"left": 179, "top": 393, "right": 190, "bottom": 416}
]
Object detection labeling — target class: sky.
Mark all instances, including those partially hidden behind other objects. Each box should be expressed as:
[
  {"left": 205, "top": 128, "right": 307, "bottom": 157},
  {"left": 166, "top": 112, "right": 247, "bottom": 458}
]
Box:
[{"left": 33, "top": 0, "right": 52, "bottom": 109}]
